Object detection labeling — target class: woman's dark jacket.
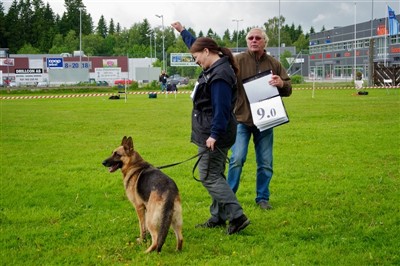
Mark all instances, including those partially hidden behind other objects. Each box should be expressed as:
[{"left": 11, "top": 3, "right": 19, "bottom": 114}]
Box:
[{"left": 191, "top": 57, "right": 237, "bottom": 148}]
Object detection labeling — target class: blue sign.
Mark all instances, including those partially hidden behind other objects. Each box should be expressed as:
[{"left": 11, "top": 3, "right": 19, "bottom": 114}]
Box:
[{"left": 46, "top": 58, "right": 64, "bottom": 69}]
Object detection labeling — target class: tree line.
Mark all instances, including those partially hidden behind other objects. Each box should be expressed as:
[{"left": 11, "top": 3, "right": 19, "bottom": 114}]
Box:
[{"left": 0, "top": 0, "right": 317, "bottom": 76}]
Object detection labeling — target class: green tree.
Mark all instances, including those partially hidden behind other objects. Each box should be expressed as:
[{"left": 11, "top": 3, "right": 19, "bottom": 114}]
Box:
[
  {"left": 115, "top": 22, "right": 121, "bottom": 34},
  {"left": 103, "top": 34, "right": 117, "bottom": 55},
  {"left": 222, "top": 29, "right": 231, "bottom": 43},
  {"left": 2, "top": 1, "right": 311, "bottom": 62},
  {"left": 111, "top": 29, "right": 129, "bottom": 55},
  {"left": 206, "top": 28, "right": 220, "bottom": 40},
  {"left": 31, "top": 0, "right": 56, "bottom": 52},
  {"left": 280, "top": 49, "right": 292, "bottom": 69},
  {"left": 238, "top": 29, "right": 247, "bottom": 48},
  {"left": 4, "top": 0, "right": 22, "bottom": 53},
  {"left": 0, "top": 2, "right": 6, "bottom": 48},
  {"left": 82, "top": 33, "right": 104, "bottom": 55},
  {"left": 63, "top": 29, "right": 79, "bottom": 53},
  {"left": 19, "top": 0, "right": 35, "bottom": 46},
  {"left": 264, "top": 16, "right": 282, "bottom": 47},
  {"left": 96, "top": 15, "right": 107, "bottom": 38},
  {"left": 48, "top": 33, "right": 68, "bottom": 53},
  {"left": 17, "top": 43, "right": 41, "bottom": 54},
  {"left": 293, "top": 33, "right": 309, "bottom": 52},
  {"left": 108, "top": 18, "right": 115, "bottom": 35}
]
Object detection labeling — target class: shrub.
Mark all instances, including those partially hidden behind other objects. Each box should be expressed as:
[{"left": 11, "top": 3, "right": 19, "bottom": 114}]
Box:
[{"left": 290, "top": 75, "right": 304, "bottom": 84}]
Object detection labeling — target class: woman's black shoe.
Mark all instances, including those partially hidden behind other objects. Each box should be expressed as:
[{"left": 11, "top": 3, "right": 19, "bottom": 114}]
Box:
[
  {"left": 227, "top": 214, "right": 250, "bottom": 235},
  {"left": 196, "top": 218, "right": 226, "bottom": 228}
]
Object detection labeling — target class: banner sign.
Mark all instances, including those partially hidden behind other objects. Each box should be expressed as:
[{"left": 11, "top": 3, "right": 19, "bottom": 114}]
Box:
[
  {"left": 0, "top": 58, "right": 14, "bottom": 66},
  {"left": 15, "top": 68, "right": 43, "bottom": 84},
  {"left": 102, "top": 59, "right": 118, "bottom": 67},
  {"left": 388, "top": 5, "right": 400, "bottom": 36},
  {"left": 15, "top": 69, "right": 43, "bottom": 74},
  {"left": 170, "top": 53, "right": 197, "bottom": 66},
  {"left": 95, "top": 67, "right": 121, "bottom": 83}
]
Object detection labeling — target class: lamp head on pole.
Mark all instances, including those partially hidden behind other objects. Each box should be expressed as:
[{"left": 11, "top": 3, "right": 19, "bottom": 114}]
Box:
[{"left": 155, "top": 14, "right": 166, "bottom": 71}]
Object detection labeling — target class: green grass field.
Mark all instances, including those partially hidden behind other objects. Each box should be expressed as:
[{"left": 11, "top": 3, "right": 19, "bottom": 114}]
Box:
[{"left": 1, "top": 88, "right": 399, "bottom": 265}]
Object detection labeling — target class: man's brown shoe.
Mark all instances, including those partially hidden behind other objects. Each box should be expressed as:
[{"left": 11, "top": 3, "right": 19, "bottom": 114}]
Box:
[{"left": 257, "top": 201, "right": 272, "bottom": 210}]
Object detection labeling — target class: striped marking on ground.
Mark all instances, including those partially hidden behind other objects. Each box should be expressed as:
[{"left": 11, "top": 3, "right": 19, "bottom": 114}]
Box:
[{"left": 0, "top": 87, "right": 398, "bottom": 100}]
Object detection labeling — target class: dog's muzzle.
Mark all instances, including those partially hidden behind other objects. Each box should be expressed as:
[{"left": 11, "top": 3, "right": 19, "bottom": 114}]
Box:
[{"left": 102, "top": 159, "right": 122, "bottom": 173}]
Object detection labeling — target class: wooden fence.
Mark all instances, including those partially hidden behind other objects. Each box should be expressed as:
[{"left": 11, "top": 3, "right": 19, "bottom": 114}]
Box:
[{"left": 374, "top": 63, "right": 399, "bottom": 86}]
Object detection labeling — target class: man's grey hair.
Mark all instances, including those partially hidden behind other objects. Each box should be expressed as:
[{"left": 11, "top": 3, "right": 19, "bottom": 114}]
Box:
[{"left": 246, "top": 28, "right": 269, "bottom": 48}]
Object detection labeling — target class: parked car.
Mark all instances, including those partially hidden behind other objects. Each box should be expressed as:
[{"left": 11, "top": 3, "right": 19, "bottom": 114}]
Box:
[
  {"left": 167, "top": 74, "right": 189, "bottom": 85},
  {"left": 36, "top": 81, "right": 48, "bottom": 87},
  {"left": 114, "top": 79, "right": 133, "bottom": 85},
  {"left": 97, "top": 81, "right": 109, "bottom": 86}
]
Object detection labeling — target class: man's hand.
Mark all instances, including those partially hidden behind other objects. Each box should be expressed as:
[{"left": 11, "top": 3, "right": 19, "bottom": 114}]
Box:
[{"left": 269, "top": 74, "right": 283, "bottom": 88}]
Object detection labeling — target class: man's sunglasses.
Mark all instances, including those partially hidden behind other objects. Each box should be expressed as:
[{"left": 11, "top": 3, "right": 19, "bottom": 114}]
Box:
[{"left": 247, "top": 36, "right": 263, "bottom": 41}]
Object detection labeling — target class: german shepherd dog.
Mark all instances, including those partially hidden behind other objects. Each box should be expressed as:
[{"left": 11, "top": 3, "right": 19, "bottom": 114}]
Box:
[{"left": 102, "top": 136, "right": 183, "bottom": 253}]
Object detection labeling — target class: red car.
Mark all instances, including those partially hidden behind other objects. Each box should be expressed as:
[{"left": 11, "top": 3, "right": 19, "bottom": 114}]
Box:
[{"left": 114, "top": 79, "right": 133, "bottom": 85}]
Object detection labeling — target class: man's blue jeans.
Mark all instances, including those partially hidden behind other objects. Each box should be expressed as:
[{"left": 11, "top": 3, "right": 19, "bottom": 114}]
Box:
[{"left": 227, "top": 123, "right": 274, "bottom": 203}]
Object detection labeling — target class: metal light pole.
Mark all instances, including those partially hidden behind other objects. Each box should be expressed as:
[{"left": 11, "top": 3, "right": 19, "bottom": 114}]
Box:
[
  {"left": 155, "top": 14, "right": 165, "bottom": 71},
  {"left": 147, "top": 31, "right": 153, "bottom": 63},
  {"left": 154, "top": 33, "right": 157, "bottom": 59},
  {"left": 79, "top": 7, "right": 83, "bottom": 64},
  {"left": 232, "top": 19, "right": 243, "bottom": 53}
]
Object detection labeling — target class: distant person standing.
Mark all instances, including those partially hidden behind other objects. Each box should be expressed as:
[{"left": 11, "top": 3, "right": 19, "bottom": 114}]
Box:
[{"left": 159, "top": 70, "right": 169, "bottom": 92}]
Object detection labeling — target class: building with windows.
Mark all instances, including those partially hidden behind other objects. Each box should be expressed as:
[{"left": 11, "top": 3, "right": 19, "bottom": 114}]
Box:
[{"left": 308, "top": 14, "right": 400, "bottom": 81}]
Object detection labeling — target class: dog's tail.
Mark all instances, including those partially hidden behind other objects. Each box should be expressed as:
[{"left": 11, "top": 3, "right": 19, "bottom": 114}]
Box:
[{"left": 157, "top": 190, "right": 176, "bottom": 253}]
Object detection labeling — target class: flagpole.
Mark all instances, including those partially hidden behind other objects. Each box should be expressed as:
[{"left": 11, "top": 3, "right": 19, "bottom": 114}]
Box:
[
  {"left": 278, "top": 0, "right": 281, "bottom": 63},
  {"left": 368, "top": 0, "right": 374, "bottom": 86},
  {"left": 385, "top": 4, "right": 387, "bottom": 66},
  {"left": 370, "top": 0, "right": 373, "bottom": 37}
]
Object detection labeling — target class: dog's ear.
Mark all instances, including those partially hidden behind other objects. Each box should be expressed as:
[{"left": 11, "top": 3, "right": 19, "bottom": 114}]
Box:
[
  {"left": 121, "top": 136, "right": 128, "bottom": 146},
  {"left": 124, "top": 136, "right": 134, "bottom": 155}
]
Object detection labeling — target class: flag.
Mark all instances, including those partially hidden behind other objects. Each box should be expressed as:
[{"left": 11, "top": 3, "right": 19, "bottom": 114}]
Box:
[{"left": 388, "top": 5, "right": 399, "bottom": 36}]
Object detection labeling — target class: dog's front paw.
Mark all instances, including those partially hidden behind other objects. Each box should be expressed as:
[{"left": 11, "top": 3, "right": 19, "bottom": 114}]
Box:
[{"left": 136, "top": 237, "right": 147, "bottom": 244}]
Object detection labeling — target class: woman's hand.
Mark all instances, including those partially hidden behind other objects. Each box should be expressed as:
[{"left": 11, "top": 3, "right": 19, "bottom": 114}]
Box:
[
  {"left": 206, "top": 137, "right": 216, "bottom": 151},
  {"left": 171, "top": 21, "right": 184, "bottom": 33}
]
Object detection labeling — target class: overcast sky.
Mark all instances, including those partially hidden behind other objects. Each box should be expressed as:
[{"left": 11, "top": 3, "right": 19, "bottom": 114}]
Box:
[{"left": 3, "top": 0, "right": 400, "bottom": 35}]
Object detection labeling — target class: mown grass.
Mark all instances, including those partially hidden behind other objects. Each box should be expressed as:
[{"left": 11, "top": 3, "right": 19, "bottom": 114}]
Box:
[{"left": 1, "top": 88, "right": 399, "bottom": 265}]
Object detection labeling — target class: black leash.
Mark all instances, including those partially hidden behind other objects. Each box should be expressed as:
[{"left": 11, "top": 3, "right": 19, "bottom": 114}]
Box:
[
  {"left": 156, "top": 149, "right": 209, "bottom": 170},
  {"left": 156, "top": 147, "right": 230, "bottom": 183}
]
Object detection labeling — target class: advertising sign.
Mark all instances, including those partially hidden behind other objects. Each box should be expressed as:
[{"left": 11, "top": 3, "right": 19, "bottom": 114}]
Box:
[
  {"left": 170, "top": 53, "right": 197, "bottom": 67},
  {"left": 95, "top": 67, "right": 121, "bottom": 83},
  {"left": 0, "top": 58, "right": 14, "bottom": 66},
  {"left": 15, "top": 68, "right": 43, "bottom": 84},
  {"left": 46, "top": 58, "right": 64, "bottom": 69},
  {"left": 102, "top": 59, "right": 118, "bottom": 67},
  {"left": 64, "top": 61, "right": 92, "bottom": 69}
]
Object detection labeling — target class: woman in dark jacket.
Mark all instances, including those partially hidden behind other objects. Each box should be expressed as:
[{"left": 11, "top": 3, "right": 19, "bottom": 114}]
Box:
[{"left": 172, "top": 22, "right": 250, "bottom": 235}]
